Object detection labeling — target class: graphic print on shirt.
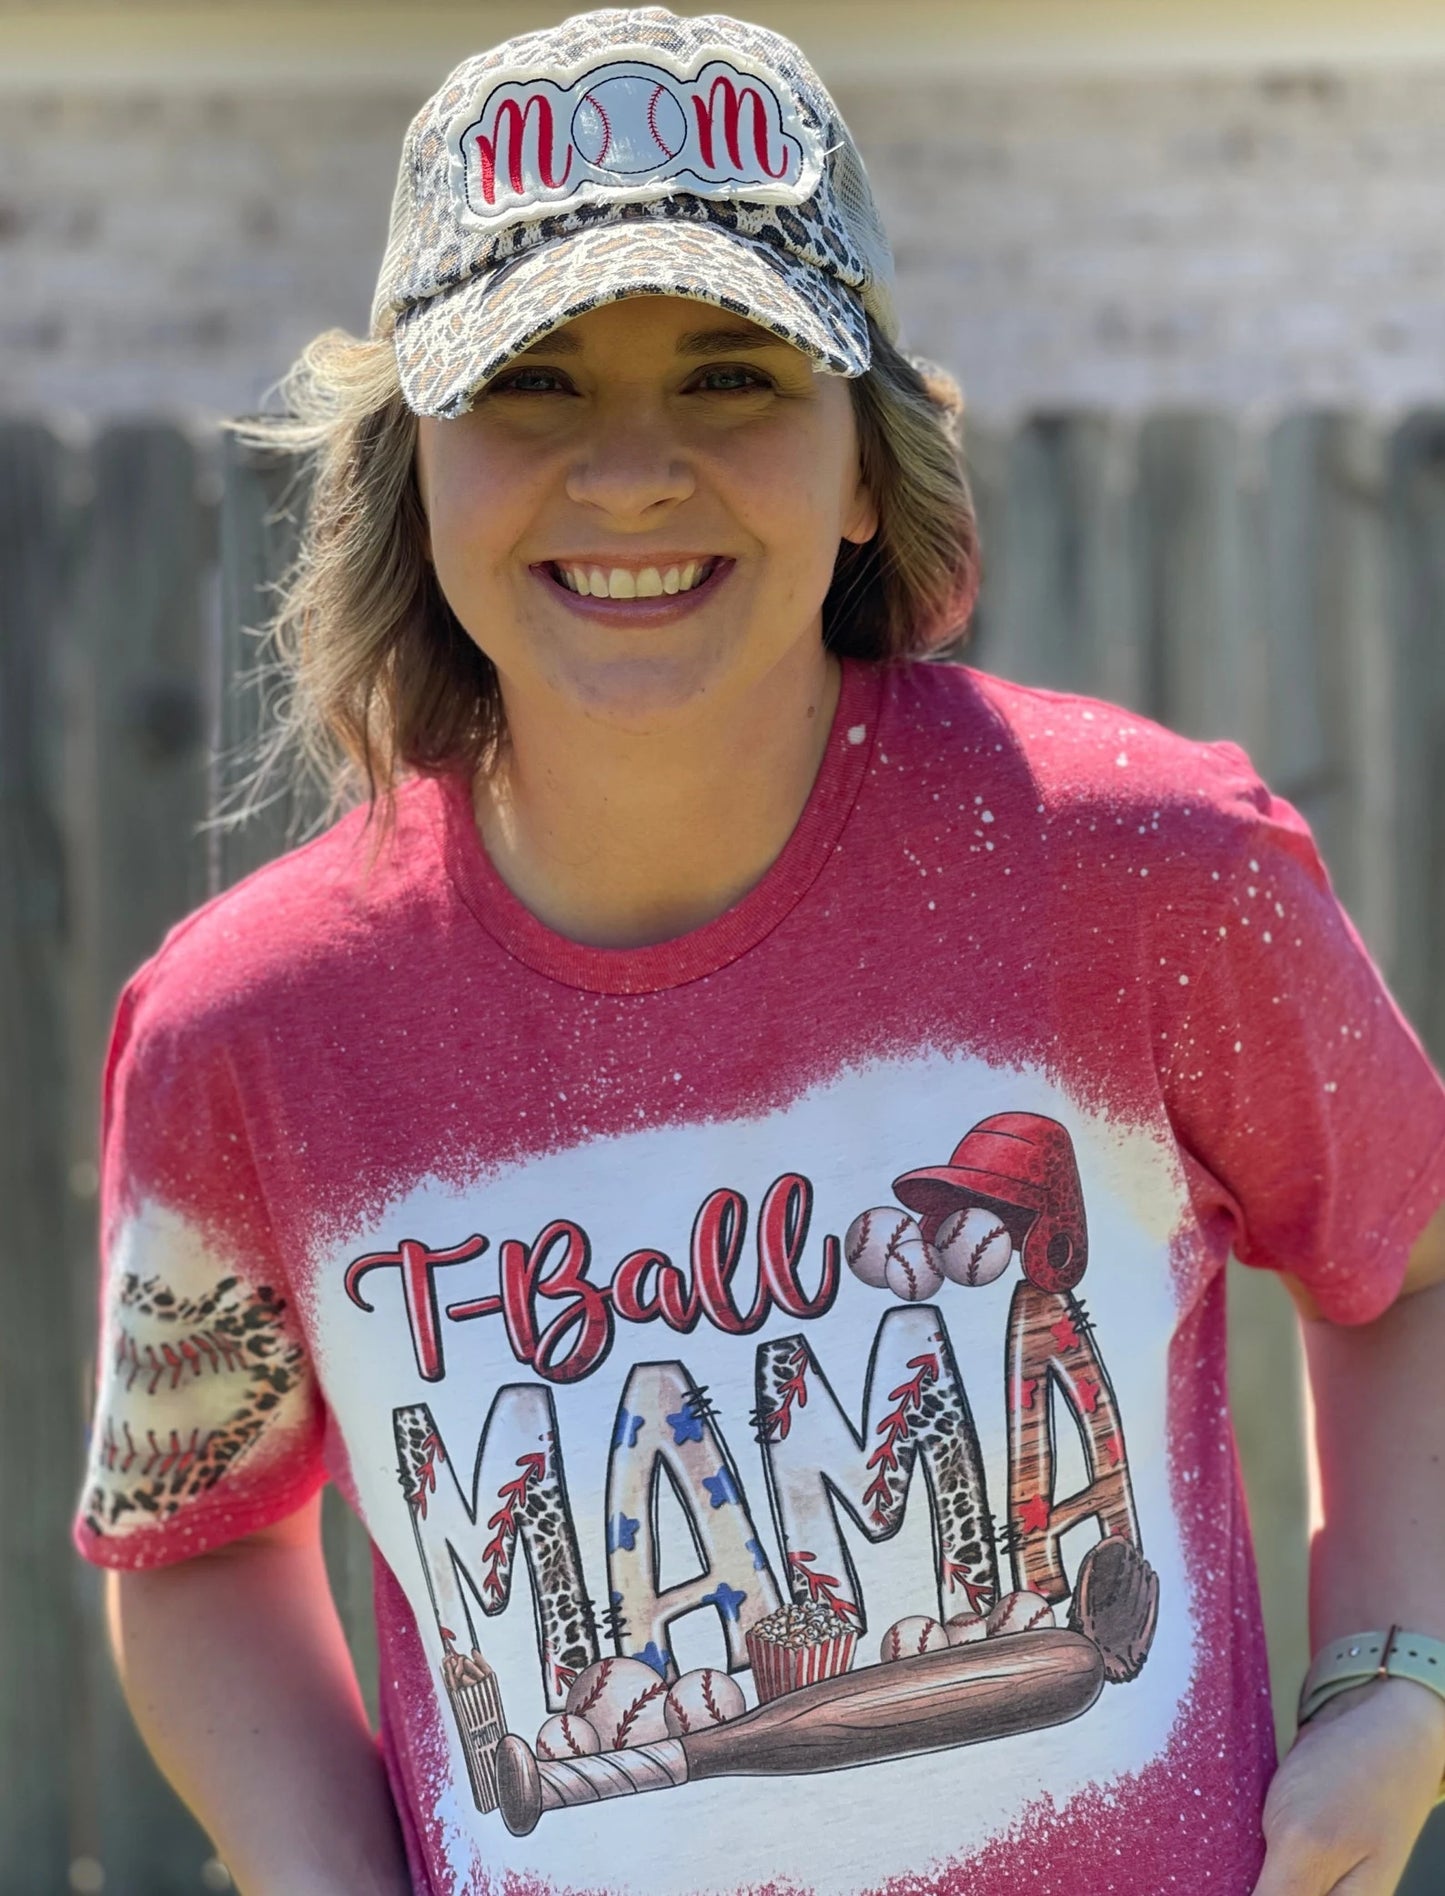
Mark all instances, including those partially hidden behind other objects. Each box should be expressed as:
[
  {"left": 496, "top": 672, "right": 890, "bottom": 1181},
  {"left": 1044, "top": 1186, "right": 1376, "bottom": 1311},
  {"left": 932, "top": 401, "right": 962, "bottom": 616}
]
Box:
[
  {"left": 361, "top": 1110, "right": 1161, "bottom": 1836},
  {"left": 81, "top": 1199, "right": 313, "bottom": 1540}
]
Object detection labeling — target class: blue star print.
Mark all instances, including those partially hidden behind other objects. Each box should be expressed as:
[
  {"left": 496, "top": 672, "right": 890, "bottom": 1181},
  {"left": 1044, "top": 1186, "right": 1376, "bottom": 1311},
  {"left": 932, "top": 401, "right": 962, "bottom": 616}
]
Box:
[
  {"left": 701, "top": 1465, "right": 739, "bottom": 1509},
  {"left": 612, "top": 1409, "right": 644, "bottom": 1449},
  {"left": 637, "top": 1641, "right": 671, "bottom": 1676},
  {"left": 608, "top": 1513, "right": 640, "bottom": 1554},
  {"left": 702, "top": 1581, "right": 746, "bottom": 1623},
  {"left": 666, "top": 1405, "right": 704, "bottom": 1446},
  {"left": 744, "top": 1537, "right": 768, "bottom": 1571}
]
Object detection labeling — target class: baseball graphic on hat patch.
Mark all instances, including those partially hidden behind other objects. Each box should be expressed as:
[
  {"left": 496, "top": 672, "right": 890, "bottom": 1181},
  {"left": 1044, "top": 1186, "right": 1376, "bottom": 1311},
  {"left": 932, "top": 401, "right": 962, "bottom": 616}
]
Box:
[
  {"left": 445, "top": 52, "right": 824, "bottom": 227},
  {"left": 573, "top": 74, "right": 688, "bottom": 174}
]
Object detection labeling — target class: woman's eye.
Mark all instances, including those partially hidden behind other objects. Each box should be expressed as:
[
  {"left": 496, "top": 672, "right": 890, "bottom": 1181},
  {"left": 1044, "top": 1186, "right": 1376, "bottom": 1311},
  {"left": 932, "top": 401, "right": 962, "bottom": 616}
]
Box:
[
  {"left": 487, "top": 366, "right": 572, "bottom": 395},
  {"left": 691, "top": 364, "right": 772, "bottom": 393}
]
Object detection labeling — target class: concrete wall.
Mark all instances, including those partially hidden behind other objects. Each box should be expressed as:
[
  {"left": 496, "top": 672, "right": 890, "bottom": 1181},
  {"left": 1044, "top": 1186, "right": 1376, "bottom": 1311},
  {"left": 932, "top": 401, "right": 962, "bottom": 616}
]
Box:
[{"left": 3, "top": 3, "right": 1445, "bottom": 422}]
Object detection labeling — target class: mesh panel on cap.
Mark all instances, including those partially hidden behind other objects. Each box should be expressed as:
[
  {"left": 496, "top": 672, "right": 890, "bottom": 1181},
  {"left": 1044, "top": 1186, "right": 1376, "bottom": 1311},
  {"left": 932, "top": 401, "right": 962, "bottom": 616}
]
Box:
[
  {"left": 829, "top": 115, "right": 899, "bottom": 341},
  {"left": 371, "top": 116, "right": 422, "bottom": 338}
]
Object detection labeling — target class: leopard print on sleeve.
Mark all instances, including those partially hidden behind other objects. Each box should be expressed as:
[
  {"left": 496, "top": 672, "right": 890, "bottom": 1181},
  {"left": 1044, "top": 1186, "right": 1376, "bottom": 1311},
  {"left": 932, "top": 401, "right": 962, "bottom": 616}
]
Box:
[{"left": 79, "top": 1197, "right": 319, "bottom": 1550}]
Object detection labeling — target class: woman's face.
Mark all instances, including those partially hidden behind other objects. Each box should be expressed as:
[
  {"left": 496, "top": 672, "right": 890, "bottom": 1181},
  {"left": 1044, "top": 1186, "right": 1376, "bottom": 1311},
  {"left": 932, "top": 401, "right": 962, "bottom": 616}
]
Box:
[{"left": 414, "top": 294, "right": 878, "bottom": 731}]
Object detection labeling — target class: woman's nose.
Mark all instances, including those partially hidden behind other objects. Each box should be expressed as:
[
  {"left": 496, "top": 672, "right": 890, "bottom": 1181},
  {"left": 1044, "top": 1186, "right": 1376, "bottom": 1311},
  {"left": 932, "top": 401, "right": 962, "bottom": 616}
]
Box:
[{"left": 563, "top": 409, "right": 696, "bottom": 521}]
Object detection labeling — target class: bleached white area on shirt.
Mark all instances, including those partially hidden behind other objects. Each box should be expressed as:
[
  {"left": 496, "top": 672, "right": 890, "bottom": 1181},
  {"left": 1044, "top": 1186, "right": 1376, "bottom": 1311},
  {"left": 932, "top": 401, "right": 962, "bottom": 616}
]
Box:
[
  {"left": 306, "top": 1050, "right": 1199, "bottom": 1896},
  {"left": 84, "top": 1198, "right": 309, "bottom": 1533}
]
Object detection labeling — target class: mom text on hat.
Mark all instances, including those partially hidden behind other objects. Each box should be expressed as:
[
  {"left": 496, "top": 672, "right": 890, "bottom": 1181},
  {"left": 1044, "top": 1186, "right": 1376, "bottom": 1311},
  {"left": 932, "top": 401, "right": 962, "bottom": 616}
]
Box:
[{"left": 446, "top": 50, "right": 823, "bottom": 227}]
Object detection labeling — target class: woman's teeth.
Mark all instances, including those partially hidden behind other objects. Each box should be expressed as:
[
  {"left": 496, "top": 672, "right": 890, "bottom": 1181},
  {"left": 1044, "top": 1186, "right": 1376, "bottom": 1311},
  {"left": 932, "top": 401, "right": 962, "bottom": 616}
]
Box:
[{"left": 553, "top": 560, "right": 713, "bottom": 598}]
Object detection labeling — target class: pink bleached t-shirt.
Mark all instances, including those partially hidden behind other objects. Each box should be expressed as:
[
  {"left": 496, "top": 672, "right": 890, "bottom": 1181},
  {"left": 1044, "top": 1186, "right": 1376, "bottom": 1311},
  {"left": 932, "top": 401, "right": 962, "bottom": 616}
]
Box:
[{"left": 73, "top": 656, "right": 1445, "bottom": 1896}]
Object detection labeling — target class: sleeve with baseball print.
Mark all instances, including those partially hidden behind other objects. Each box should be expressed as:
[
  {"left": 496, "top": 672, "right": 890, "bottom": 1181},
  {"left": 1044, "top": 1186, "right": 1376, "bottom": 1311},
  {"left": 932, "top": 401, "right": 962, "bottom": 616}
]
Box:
[
  {"left": 1159, "top": 745, "right": 1445, "bottom": 1325},
  {"left": 72, "top": 953, "right": 326, "bottom": 1569}
]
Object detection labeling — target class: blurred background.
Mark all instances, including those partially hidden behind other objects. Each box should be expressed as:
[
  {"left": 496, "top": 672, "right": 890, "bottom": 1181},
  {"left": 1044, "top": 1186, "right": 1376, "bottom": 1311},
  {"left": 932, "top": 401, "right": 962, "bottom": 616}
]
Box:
[{"left": 3, "top": 1, "right": 1444, "bottom": 1890}]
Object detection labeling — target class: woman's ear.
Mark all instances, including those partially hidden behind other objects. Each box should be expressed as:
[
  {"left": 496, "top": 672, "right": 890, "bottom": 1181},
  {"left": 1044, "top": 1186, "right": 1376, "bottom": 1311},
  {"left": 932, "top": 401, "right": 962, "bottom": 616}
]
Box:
[{"left": 842, "top": 478, "right": 879, "bottom": 547}]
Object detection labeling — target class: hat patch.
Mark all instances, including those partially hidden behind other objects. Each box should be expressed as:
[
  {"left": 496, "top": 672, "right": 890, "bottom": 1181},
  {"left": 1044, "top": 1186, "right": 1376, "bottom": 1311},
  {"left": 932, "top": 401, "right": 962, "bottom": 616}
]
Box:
[{"left": 446, "top": 50, "right": 824, "bottom": 231}]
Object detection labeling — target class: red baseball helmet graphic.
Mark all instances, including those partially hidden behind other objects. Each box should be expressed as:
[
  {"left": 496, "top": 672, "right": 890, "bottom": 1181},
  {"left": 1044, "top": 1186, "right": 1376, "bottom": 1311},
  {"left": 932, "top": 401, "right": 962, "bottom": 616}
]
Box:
[{"left": 892, "top": 1113, "right": 1088, "bottom": 1293}]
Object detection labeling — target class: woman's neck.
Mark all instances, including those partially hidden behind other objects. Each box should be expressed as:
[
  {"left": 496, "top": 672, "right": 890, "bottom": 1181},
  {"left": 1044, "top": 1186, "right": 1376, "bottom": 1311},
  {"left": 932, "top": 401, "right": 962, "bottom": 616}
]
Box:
[{"left": 472, "top": 646, "right": 842, "bottom": 950}]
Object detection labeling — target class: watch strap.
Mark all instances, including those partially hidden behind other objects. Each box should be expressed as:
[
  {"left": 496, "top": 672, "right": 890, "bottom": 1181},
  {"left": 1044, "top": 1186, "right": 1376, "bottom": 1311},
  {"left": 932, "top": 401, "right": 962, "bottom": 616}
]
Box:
[{"left": 1298, "top": 1626, "right": 1445, "bottom": 1726}]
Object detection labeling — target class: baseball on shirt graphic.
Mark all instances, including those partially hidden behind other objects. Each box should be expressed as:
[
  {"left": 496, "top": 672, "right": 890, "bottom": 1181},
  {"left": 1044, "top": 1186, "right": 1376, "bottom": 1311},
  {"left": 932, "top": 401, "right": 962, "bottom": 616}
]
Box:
[{"left": 359, "top": 1108, "right": 1161, "bottom": 1833}]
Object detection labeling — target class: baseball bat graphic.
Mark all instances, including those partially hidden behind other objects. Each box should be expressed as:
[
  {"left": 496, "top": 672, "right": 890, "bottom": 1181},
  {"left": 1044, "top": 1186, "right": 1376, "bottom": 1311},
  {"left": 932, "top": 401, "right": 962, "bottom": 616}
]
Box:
[{"left": 497, "top": 1628, "right": 1103, "bottom": 1834}]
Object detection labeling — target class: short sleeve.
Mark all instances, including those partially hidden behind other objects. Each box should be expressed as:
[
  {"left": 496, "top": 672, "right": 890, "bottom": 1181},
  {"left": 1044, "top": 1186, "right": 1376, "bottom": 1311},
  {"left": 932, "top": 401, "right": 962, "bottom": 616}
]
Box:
[
  {"left": 1159, "top": 747, "right": 1445, "bottom": 1324},
  {"left": 72, "top": 956, "right": 327, "bottom": 1569}
]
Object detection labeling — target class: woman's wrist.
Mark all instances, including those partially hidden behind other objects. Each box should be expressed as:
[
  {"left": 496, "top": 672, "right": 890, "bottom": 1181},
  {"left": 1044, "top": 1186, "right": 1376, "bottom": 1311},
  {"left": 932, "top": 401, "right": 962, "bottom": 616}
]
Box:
[{"left": 1300, "top": 1674, "right": 1445, "bottom": 1780}]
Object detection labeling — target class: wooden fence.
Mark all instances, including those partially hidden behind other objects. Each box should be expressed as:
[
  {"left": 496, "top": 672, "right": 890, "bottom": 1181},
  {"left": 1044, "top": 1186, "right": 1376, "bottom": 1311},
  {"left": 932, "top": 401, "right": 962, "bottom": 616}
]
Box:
[{"left": 2, "top": 408, "right": 1443, "bottom": 1892}]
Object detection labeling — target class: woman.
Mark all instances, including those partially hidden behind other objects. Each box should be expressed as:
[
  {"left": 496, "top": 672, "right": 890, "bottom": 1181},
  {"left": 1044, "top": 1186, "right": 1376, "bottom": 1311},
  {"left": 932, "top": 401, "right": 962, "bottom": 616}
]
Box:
[{"left": 73, "top": 10, "right": 1445, "bottom": 1895}]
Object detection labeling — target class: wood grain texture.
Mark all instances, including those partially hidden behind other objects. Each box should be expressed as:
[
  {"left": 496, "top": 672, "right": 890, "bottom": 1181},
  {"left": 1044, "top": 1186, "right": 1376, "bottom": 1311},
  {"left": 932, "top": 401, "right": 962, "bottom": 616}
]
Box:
[
  {"left": 0, "top": 420, "right": 77, "bottom": 1893},
  {"left": 63, "top": 422, "right": 218, "bottom": 1892},
  {"left": 1385, "top": 411, "right": 1445, "bottom": 1065},
  {"left": 505, "top": 1631, "right": 1104, "bottom": 1832},
  {"left": 1005, "top": 1282, "right": 1140, "bottom": 1601},
  {"left": 686, "top": 1630, "right": 1103, "bottom": 1776}
]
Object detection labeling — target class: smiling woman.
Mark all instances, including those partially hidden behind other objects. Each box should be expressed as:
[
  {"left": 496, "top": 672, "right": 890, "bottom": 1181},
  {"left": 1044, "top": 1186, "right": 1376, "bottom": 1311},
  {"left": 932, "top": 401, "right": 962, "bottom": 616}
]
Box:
[
  {"left": 74, "top": 9, "right": 1445, "bottom": 1896},
  {"left": 227, "top": 291, "right": 977, "bottom": 872}
]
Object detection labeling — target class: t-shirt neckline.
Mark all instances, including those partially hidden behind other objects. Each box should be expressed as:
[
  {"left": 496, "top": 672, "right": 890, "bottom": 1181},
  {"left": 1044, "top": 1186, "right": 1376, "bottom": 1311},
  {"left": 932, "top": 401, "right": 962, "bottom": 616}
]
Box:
[{"left": 431, "top": 656, "right": 883, "bottom": 995}]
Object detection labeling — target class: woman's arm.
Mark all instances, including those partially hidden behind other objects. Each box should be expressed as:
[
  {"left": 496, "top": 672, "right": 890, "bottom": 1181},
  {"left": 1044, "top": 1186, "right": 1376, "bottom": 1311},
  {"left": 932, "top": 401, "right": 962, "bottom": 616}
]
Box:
[
  {"left": 1252, "top": 1200, "right": 1445, "bottom": 1896},
  {"left": 107, "top": 1491, "right": 412, "bottom": 1896}
]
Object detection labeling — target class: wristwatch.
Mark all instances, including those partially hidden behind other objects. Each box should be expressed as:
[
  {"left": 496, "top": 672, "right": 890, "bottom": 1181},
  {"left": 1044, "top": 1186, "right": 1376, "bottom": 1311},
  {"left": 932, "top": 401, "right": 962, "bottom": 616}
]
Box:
[{"left": 1298, "top": 1627, "right": 1445, "bottom": 1802}]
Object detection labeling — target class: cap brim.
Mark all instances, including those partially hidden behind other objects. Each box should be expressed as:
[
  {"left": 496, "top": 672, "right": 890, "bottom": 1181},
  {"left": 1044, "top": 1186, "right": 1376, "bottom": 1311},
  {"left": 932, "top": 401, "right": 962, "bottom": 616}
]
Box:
[{"left": 392, "top": 219, "right": 872, "bottom": 419}]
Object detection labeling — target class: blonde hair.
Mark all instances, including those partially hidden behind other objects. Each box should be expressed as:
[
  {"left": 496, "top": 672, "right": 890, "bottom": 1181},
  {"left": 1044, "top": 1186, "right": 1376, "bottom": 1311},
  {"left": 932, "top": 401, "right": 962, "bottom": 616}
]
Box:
[{"left": 220, "top": 316, "right": 981, "bottom": 853}]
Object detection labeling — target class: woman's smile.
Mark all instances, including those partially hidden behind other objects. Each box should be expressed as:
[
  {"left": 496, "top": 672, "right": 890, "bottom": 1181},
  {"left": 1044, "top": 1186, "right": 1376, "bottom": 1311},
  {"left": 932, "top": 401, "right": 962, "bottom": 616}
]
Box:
[{"left": 535, "top": 554, "right": 735, "bottom": 624}]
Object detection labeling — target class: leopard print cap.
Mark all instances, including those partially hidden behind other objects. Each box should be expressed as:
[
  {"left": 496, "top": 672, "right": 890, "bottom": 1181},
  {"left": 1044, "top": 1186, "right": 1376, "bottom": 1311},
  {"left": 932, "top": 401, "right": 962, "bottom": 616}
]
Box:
[{"left": 372, "top": 7, "right": 897, "bottom": 418}]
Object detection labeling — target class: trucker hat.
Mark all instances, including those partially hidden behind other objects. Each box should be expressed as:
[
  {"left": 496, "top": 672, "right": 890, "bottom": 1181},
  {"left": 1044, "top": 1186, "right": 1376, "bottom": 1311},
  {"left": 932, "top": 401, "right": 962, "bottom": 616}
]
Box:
[{"left": 370, "top": 6, "right": 899, "bottom": 418}]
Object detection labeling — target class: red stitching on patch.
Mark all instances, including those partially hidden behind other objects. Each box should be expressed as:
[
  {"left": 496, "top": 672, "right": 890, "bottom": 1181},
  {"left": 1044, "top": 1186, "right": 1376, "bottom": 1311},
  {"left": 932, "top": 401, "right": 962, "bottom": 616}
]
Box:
[
  {"left": 647, "top": 84, "right": 669, "bottom": 154},
  {"left": 591, "top": 98, "right": 612, "bottom": 163}
]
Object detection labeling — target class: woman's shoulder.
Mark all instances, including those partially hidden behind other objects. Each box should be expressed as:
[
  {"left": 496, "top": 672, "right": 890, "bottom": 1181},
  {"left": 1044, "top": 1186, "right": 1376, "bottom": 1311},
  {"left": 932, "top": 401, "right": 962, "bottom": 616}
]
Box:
[
  {"left": 894, "top": 658, "right": 1280, "bottom": 844},
  {"left": 117, "top": 774, "right": 444, "bottom": 1052}
]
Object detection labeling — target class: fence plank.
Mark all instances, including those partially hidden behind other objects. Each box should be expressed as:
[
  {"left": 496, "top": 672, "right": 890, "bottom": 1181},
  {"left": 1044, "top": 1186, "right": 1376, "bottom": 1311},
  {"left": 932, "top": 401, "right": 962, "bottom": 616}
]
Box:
[
  {"left": 956, "top": 421, "right": 1010, "bottom": 664},
  {"left": 985, "top": 414, "right": 1147, "bottom": 709},
  {"left": 61, "top": 422, "right": 220, "bottom": 1891},
  {"left": 215, "top": 430, "right": 322, "bottom": 881},
  {"left": 0, "top": 422, "right": 83, "bottom": 1893},
  {"left": 215, "top": 430, "right": 380, "bottom": 1723},
  {"left": 1385, "top": 411, "right": 1445, "bottom": 1067},
  {"left": 1259, "top": 412, "right": 1395, "bottom": 966},
  {"left": 1136, "top": 412, "right": 1271, "bottom": 753}
]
